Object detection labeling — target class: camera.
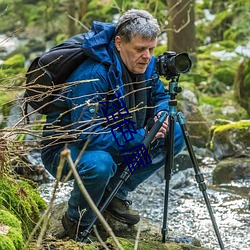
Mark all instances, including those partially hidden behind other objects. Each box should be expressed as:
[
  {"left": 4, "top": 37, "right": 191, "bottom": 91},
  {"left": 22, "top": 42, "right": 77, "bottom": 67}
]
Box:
[{"left": 156, "top": 51, "right": 192, "bottom": 79}]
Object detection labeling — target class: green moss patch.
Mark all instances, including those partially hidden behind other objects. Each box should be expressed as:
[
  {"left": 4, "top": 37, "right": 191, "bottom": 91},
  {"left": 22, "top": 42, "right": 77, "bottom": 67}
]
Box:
[
  {"left": 0, "top": 174, "right": 47, "bottom": 239},
  {"left": 0, "top": 209, "right": 24, "bottom": 250}
]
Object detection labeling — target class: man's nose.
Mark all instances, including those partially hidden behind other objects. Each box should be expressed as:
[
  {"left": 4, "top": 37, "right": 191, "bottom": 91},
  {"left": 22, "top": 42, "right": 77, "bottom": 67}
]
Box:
[{"left": 142, "top": 49, "right": 151, "bottom": 59}]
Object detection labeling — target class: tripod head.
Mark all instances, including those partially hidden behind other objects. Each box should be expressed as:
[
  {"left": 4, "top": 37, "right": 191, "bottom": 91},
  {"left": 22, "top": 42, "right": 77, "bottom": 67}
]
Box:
[{"left": 168, "top": 76, "right": 182, "bottom": 100}]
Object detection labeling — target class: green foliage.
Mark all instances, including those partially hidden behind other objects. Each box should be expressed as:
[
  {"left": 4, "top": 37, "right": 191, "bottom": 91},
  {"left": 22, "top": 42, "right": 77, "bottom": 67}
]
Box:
[
  {"left": 196, "top": 0, "right": 250, "bottom": 47},
  {"left": 213, "top": 67, "right": 235, "bottom": 86},
  {"left": 199, "top": 95, "right": 224, "bottom": 107},
  {"left": 0, "top": 235, "right": 16, "bottom": 250},
  {"left": 234, "top": 57, "right": 250, "bottom": 115},
  {"left": 1, "top": 54, "right": 25, "bottom": 69},
  {"left": 0, "top": 209, "right": 24, "bottom": 250},
  {"left": 0, "top": 54, "right": 26, "bottom": 85},
  {"left": 0, "top": 175, "right": 47, "bottom": 239},
  {"left": 199, "top": 91, "right": 248, "bottom": 121}
]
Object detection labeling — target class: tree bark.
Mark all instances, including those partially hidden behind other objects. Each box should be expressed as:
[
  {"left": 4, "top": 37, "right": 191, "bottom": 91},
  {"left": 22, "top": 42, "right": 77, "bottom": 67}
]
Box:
[
  {"left": 167, "top": 0, "right": 196, "bottom": 62},
  {"left": 67, "top": 0, "right": 77, "bottom": 36}
]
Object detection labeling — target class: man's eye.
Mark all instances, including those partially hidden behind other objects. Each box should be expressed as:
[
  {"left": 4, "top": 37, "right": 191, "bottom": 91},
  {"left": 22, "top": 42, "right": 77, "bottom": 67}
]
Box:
[{"left": 136, "top": 48, "right": 144, "bottom": 52}]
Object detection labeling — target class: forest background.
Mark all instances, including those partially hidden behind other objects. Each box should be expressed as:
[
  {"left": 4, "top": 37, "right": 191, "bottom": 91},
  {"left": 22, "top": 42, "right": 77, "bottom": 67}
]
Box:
[{"left": 0, "top": 0, "right": 250, "bottom": 125}]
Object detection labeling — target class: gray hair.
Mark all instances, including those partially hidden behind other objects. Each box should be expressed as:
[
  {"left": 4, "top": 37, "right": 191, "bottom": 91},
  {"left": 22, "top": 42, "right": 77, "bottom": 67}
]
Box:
[{"left": 115, "top": 9, "right": 160, "bottom": 43}]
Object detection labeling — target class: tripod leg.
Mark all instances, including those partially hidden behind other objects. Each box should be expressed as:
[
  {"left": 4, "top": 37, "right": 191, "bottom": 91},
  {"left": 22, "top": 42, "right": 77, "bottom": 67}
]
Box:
[
  {"left": 81, "top": 166, "right": 131, "bottom": 240},
  {"left": 177, "top": 112, "right": 225, "bottom": 250},
  {"left": 162, "top": 114, "right": 175, "bottom": 243}
]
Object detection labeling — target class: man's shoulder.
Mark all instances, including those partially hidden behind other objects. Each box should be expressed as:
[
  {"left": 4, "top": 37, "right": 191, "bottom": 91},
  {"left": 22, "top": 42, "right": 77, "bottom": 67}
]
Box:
[{"left": 69, "top": 58, "right": 109, "bottom": 80}]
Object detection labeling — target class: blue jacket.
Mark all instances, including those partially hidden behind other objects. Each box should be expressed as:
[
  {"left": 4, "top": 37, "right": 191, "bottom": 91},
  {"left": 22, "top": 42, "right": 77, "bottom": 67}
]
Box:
[{"left": 44, "top": 21, "right": 170, "bottom": 155}]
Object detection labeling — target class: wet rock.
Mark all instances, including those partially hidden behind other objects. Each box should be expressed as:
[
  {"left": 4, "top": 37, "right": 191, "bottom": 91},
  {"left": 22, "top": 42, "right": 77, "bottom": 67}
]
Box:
[
  {"left": 213, "top": 157, "right": 250, "bottom": 184},
  {"left": 209, "top": 119, "right": 250, "bottom": 160},
  {"left": 170, "top": 168, "right": 193, "bottom": 189}
]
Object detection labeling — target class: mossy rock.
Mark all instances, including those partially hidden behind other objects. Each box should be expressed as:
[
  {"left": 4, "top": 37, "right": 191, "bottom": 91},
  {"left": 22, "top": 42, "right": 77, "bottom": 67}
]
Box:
[
  {"left": 106, "top": 237, "right": 210, "bottom": 250},
  {"left": 0, "top": 209, "right": 24, "bottom": 250},
  {"left": 0, "top": 174, "right": 47, "bottom": 239},
  {"left": 209, "top": 120, "right": 250, "bottom": 160}
]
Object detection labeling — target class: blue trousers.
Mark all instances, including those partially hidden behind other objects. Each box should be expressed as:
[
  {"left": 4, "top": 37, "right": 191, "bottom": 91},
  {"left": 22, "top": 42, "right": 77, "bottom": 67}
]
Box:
[{"left": 41, "top": 122, "right": 185, "bottom": 226}]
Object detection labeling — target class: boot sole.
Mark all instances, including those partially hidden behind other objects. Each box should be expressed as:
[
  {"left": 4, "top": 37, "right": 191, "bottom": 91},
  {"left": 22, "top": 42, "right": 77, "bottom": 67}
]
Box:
[{"left": 105, "top": 210, "right": 140, "bottom": 225}]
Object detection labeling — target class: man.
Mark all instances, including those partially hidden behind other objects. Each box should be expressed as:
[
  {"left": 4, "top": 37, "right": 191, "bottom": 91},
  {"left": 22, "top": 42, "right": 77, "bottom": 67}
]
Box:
[{"left": 41, "top": 9, "right": 185, "bottom": 241}]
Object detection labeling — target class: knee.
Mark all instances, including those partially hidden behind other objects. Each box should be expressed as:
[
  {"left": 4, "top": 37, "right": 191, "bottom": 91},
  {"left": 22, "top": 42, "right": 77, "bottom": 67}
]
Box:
[{"left": 77, "top": 150, "right": 117, "bottom": 181}]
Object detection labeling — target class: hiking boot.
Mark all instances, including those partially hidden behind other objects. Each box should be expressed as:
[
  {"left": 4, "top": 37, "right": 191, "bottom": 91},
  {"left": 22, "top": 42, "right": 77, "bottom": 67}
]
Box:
[
  {"left": 61, "top": 213, "right": 97, "bottom": 243},
  {"left": 105, "top": 196, "right": 140, "bottom": 225}
]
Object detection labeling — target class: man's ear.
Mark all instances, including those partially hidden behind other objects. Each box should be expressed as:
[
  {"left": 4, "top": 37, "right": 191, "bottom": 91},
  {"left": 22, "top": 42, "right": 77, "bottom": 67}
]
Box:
[{"left": 115, "top": 36, "right": 122, "bottom": 51}]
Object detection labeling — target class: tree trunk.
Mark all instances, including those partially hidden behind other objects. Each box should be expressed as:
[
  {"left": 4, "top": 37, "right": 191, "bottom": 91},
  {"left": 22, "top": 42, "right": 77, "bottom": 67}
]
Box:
[
  {"left": 167, "top": 0, "right": 196, "bottom": 62},
  {"left": 78, "top": 0, "right": 88, "bottom": 20},
  {"left": 67, "top": 0, "right": 76, "bottom": 36}
]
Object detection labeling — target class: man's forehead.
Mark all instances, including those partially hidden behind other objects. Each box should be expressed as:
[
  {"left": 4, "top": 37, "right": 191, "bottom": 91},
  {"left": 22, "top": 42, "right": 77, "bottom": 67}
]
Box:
[{"left": 129, "top": 35, "right": 157, "bottom": 46}]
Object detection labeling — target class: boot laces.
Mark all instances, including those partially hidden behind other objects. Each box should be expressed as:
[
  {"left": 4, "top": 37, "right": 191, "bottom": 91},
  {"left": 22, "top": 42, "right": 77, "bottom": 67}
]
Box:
[{"left": 123, "top": 200, "right": 132, "bottom": 209}]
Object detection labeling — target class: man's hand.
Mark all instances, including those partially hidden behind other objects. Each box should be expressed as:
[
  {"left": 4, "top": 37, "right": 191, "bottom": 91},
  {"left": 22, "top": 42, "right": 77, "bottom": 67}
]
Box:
[{"left": 154, "top": 111, "right": 169, "bottom": 139}]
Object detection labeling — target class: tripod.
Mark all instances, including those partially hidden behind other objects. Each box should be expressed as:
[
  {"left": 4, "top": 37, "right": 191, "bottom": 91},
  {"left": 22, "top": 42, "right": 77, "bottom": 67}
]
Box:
[
  {"left": 82, "top": 77, "right": 225, "bottom": 250},
  {"left": 161, "top": 77, "right": 225, "bottom": 249},
  {"left": 81, "top": 111, "right": 168, "bottom": 241}
]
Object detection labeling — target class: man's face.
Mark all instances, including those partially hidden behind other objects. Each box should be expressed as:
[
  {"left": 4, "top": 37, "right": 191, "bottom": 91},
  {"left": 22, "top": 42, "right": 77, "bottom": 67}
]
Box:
[{"left": 115, "top": 35, "right": 157, "bottom": 74}]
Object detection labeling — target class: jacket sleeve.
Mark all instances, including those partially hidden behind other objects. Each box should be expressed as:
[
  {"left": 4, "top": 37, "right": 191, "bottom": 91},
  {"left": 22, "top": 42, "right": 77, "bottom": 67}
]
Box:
[{"left": 65, "top": 60, "right": 146, "bottom": 155}]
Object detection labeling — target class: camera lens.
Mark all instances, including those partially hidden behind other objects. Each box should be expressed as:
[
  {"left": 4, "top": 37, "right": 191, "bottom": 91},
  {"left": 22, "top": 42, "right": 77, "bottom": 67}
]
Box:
[{"left": 174, "top": 53, "right": 192, "bottom": 73}]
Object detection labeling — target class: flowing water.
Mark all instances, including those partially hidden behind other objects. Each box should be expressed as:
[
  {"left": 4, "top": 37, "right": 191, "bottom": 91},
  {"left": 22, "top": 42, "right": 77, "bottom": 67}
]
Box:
[{"left": 38, "top": 156, "right": 250, "bottom": 250}]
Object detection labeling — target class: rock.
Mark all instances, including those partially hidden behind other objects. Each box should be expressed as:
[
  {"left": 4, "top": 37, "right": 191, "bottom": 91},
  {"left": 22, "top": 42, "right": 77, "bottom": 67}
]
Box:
[
  {"left": 209, "top": 120, "right": 250, "bottom": 160},
  {"left": 43, "top": 202, "right": 212, "bottom": 250},
  {"left": 213, "top": 157, "right": 250, "bottom": 184},
  {"left": 170, "top": 168, "right": 193, "bottom": 189},
  {"left": 179, "top": 100, "right": 211, "bottom": 148}
]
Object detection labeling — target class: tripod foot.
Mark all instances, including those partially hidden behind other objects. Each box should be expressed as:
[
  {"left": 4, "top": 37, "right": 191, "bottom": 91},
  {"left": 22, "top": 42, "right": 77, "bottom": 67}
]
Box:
[{"left": 161, "top": 227, "right": 168, "bottom": 243}]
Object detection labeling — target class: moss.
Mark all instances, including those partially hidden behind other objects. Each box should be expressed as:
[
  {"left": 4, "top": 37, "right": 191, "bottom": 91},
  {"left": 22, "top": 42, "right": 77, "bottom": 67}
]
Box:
[
  {"left": 213, "top": 120, "right": 250, "bottom": 133},
  {"left": 209, "top": 120, "right": 250, "bottom": 151},
  {"left": 0, "top": 54, "right": 26, "bottom": 86},
  {"left": 0, "top": 235, "right": 16, "bottom": 250},
  {"left": 106, "top": 237, "right": 208, "bottom": 250},
  {"left": 0, "top": 209, "right": 21, "bottom": 229},
  {"left": 199, "top": 95, "right": 224, "bottom": 107},
  {"left": 0, "top": 209, "right": 24, "bottom": 249},
  {"left": 235, "top": 57, "right": 250, "bottom": 116},
  {"left": 0, "top": 174, "right": 47, "bottom": 239},
  {"left": 213, "top": 67, "right": 235, "bottom": 86},
  {"left": 1, "top": 54, "right": 25, "bottom": 69},
  {"left": 7, "top": 228, "right": 24, "bottom": 249}
]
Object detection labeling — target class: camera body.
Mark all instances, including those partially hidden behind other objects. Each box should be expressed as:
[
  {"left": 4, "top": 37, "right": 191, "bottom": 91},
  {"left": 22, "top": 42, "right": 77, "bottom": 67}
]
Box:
[{"left": 156, "top": 51, "right": 192, "bottom": 79}]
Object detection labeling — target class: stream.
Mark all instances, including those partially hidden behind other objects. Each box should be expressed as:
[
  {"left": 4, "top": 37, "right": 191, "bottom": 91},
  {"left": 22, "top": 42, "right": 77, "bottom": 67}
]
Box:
[{"left": 38, "top": 155, "right": 250, "bottom": 250}]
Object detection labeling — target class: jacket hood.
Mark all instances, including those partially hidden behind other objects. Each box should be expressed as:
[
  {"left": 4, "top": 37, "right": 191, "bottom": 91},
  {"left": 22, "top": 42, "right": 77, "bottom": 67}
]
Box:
[{"left": 82, "top": 21, "right": 116, "bottom": 65}]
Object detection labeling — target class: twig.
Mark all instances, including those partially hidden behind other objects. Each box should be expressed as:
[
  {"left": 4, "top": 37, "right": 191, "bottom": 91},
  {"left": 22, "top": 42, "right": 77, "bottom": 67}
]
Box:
[
  {"left": 93, "top": 225, "right": 109, "bottom": 250},
  {"left": 134, "top": 217, "right": 142, "bottom": 250},
  {"left": 68, "top": 14, "right": 89, "bottom": 31},
  {"left": 61, "top": 148, "right": 124, "bottom": 250}
]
